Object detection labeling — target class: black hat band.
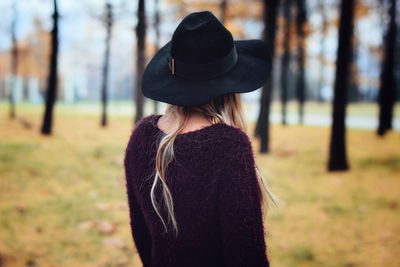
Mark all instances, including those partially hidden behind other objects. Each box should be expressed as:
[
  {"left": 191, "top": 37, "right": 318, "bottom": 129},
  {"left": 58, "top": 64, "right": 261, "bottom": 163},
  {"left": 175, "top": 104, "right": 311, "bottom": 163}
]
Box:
[{"left": 166, "top": 45, "right": 238, "bottom": 80}]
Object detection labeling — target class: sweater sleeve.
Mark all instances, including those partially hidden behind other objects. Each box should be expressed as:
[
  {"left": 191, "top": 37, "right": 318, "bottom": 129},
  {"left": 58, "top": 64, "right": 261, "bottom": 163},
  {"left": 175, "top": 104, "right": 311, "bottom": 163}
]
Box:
[
  {"left": 125, "top": 178, "right": 152, "bottom": 267},
  {"left": 124, "top": 130, "right": 152, "bottom": 267},
  {"left": 217, "top": 130, "right": 269, "bottom": 267}
]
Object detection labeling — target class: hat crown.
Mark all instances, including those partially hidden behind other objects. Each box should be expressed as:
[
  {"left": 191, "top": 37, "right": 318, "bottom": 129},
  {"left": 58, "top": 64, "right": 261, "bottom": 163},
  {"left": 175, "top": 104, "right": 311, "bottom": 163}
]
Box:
[{"left": 170, "top": 11, "right": 234, "bottom": 64}]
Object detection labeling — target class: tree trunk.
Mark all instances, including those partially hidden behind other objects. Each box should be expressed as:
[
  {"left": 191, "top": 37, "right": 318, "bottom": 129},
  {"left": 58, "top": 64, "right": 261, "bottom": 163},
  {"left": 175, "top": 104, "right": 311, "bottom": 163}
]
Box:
[
  {"left": 10, "top": 0, "right": 18, "bottom": 119},
  {"left": 317, "top": 0, "right": 327, "bottom": 102},
  {"left": 296, "top": 0, "right": 306, "bottom": 124},
  {"left": 328, "top": 0, "right": 354, "bottom": 171},
  {"left": 135, "top": 0, "right": 146, "bottom": 124},
  {"left": 101, "top": 3, "right": 113, "bottom": 127},
  {"left": 23, "top": 76, "right": 29, "bottom": 101},
  {"left": 0, "top": 78, "right": 5, "bottom": 99},
  {"left": 255, "top": 0, "right": 279, "bottom": 153},
  {"left": 153, "top": 0, "right": 160, "bottom": 114},
  {"left": 348, "top": 35, "right": 360, "bottom": 103},
  {"left": 280, "top": 0, "right": 292, "bottom": 125},
  {"left": 220, "top": 0, "right": 227, "bottom": 24},
  {"left": 377, "top": 0, "right": 397, "bottom": 136},
  {"left": 41, "top": 0, "right": 59, "bottom": 135}
]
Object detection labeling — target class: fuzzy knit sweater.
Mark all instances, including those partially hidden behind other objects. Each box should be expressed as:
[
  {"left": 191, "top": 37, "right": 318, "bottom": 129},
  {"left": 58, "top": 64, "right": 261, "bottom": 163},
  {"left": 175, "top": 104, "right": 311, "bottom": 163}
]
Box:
[{"left": 124, "top": 114, "right": 269, "bottom": 267}]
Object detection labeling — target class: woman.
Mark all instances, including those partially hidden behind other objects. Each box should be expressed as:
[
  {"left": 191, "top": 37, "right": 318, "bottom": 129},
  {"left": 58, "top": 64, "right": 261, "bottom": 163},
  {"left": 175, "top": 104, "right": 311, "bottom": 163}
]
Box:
[{"left": 124, "top": 11, "right": 279, "bottom": 267}]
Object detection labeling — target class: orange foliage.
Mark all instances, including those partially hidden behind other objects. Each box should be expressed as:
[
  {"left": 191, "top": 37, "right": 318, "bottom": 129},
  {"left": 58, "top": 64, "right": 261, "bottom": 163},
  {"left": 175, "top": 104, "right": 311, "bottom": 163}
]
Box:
[{"left": 0, "top": 17, "right": 50, "bottom": 79}]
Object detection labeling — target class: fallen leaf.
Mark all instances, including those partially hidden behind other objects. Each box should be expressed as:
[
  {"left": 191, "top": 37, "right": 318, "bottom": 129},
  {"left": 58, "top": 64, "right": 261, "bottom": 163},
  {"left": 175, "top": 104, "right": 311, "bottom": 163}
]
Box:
[
  {"left": 78, "top": 221, "right": 95, "bottom": 231},
  {"left": 103, "top": 237, "right": 125, "bottom": 249},
  {"left": 380, "top": 231, "right": 392, "bottom": 241},
  {"left": 96, "top": 203, "right": 110, "bottom": 211},
  {"left": 389, "top": 201, "right": 397, "bottom": 210},
  {"left": 276, "top": 147, "right": 296, "bottom": 158},
  {"left": 16, "top": 204, "right": 27, "bottom": 213},
  {"left": 95, "top": 220, "right": 118, "bottom": 235},
  {"left": 279, "top": 241, "right": 290, "bottom": 251}
]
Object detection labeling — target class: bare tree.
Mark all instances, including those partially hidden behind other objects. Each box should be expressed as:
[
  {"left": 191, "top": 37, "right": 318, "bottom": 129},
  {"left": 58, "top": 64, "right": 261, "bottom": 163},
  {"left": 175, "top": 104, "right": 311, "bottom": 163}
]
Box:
[
  {"left": 296, "top": 0, "right": 306, "bottom": 124},
  {"left": 101, "top": 2, "right": 113, "bottom": 127},
  {"left": 153, "top": 0, "right": 160, "bottom": 114},
  {"left": 328, "top": 0, "right": 355, "bottom": 171},
  {"left": 255, "top": 0, "right": 279, "bottom": 153},
  {"left": 134, "top": 0, "right": 146, "bottom": 124},
  {"left": 377, "top": 0, "right": 397, "bottom": 136},
  {"left": 220, "top": 0, "right": 227, "bottom": 24},
  {"left": 83, "top": 1, "right": 128, "bottom": 127},
  {"left": 348, "top": 34, "right": 360, "bottom": 102},
  {"left": 9, "top": 0, "right": 18, "bottom": 119},
  {"left": 280, "top": 0, "right": 292, "bottom": 125},
  {"left": 41, "top": 0, "right": 59, "bottom": 135},
  {"left": 317, "top": 0, "right": 328, "bottom": 102}
]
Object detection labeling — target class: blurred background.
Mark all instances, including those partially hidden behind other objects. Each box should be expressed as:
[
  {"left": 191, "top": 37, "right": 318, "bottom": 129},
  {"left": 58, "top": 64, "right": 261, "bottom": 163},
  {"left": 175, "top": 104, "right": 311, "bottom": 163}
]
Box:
[{"left": 0, "top": 0, "right": 399, "bottom": 266}]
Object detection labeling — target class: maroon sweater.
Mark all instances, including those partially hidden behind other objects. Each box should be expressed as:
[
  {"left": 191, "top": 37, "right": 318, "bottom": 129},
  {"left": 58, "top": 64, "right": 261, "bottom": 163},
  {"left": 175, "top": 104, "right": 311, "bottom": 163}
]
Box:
[{"left": 124, "top": 114, "right": 269, "bottom": 267}]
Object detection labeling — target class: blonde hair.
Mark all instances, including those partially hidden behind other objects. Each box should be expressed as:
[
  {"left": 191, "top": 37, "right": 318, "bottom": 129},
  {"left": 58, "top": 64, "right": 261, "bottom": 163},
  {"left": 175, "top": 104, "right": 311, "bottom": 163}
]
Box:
[{"left": 151, "top": 93, "right": 280, "bottom": 237}]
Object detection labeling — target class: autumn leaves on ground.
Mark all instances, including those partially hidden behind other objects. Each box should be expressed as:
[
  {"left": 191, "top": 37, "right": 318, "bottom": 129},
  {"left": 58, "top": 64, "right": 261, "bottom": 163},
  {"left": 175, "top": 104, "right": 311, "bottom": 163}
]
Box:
[{"left": 0, "top": 103, "right": 399, "bottom": 267}]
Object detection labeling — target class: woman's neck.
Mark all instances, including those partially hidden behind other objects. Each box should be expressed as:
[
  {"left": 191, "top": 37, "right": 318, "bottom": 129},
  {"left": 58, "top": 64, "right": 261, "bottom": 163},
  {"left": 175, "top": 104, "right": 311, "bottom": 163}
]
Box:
[{"left": 157, "top": 112, "right": 212, "bottom": 134}]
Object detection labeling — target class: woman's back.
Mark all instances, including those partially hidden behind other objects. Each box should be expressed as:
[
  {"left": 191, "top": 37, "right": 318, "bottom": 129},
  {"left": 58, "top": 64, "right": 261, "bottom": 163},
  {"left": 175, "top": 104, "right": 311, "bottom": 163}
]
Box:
[{"left": 124, "top": 114, "right": 270, "bottom": 267}]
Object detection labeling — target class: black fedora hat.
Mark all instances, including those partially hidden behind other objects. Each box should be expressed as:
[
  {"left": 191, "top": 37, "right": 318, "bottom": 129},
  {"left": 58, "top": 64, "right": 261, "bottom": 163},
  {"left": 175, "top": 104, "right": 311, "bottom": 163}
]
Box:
[{"left": 142, "top": 10, "right": 272, "bottom": 107}]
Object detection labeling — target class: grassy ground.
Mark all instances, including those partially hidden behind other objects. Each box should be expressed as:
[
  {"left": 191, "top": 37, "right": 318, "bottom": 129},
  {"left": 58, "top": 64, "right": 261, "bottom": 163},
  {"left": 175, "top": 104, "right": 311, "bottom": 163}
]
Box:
[
  {"left": 270, "top": 100, "right": 400, "bottom": 117},
  {"left": 4, "top": 100, "right": 399, "bottom": 119},
  {"left": 0, "top": 103, "right": 399, "bottom": 267}
]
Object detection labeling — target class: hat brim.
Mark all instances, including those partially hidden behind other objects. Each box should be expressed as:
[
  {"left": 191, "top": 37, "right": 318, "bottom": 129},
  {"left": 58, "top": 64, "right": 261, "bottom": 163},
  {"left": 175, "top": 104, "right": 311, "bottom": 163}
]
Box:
[{"left": 142, "top": 39, "right": 272, "bottom": 107}]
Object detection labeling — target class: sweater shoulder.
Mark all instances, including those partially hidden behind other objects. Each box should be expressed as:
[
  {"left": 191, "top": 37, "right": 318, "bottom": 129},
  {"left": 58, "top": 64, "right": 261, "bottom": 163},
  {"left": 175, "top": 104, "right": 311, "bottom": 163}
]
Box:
[
  {"left": 210, "top": 124, "right": 255, "bottom": 165},
  {"left": 124, "top": 114, "right": 158, "bottom": 155},
  {"left": 213, "top": 124, "right": 253, "bottom": 151},
  {"left": 133, "top": 114, "right": 159, "bottom": 132},
  {"left": 129, "top": 114, "right": 159, "bottom": 139}
]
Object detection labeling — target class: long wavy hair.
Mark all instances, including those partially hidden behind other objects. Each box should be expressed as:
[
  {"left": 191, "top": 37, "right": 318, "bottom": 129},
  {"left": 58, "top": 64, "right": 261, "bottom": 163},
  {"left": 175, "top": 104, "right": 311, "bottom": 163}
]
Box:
[{"left": 150, "top": 92, "right": 280, "bottom": 237}]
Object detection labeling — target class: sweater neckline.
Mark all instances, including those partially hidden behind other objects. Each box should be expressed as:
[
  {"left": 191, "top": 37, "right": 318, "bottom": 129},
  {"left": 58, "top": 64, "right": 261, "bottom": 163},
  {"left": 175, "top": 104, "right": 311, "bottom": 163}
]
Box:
[{"left": 152, "top": 114, "right": 224, "bottom": 137}]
